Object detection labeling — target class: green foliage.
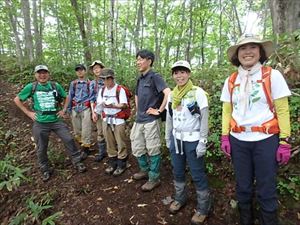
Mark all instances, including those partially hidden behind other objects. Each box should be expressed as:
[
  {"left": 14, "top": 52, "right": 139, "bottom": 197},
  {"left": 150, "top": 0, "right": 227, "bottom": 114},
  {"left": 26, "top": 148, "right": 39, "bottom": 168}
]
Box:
[
  {"left": 10, "top": 195, "right": 62, "bottom": 225},
  {"left": 0, "top": 155, "right": 29, "bottom": 191},
  {"left": 277, "top": 176, "right": 300, "bottom": 201}
]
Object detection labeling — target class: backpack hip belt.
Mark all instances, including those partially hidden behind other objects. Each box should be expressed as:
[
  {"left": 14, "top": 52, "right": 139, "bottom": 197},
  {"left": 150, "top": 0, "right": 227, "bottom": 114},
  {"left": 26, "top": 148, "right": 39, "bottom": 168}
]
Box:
[
  {"left": 230, "top": 116, "right": 279, "bottom": 134},
  {"left": 36, "top": 110, "right": 58, "bottom": 115},
  {"left": 72, "top": 100, "right": 90, "bottom": 108}
]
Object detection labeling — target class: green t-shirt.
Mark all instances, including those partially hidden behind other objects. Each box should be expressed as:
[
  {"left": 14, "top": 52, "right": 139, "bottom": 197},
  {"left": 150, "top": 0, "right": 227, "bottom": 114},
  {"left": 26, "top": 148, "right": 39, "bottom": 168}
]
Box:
[{"left": 18, "top": 82, "right": 67, "bottom": 123}]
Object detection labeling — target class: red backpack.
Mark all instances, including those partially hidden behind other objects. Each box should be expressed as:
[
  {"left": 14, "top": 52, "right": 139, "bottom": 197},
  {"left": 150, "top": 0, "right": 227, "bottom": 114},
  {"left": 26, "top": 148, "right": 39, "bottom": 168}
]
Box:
[{"left": 101, "top": 85, "right": 132, "bottom": 120}]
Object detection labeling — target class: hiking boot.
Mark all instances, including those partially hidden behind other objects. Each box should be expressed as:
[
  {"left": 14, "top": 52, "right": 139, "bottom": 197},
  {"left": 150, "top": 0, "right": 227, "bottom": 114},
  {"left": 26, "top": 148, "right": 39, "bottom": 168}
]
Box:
[
  {"left": 141, "top": 180, "right": 161, "bottom": 192},
  {"left": 75, "top": 162, "right": 87, "bottom": 173},
  {"left": 80, "top": 151, "right": 88, "bottom": 161},
  {"left": 113, "top": 166, "right": 127, "bottom": 176},
  {"left": 133, "top": 170, "right": 148, "bottom": 180},
  {"left": 80, "top": 147, "right": 90, "bottom": 161},
  {"left": 94, "top": 153, "right": 107, "bottom": 162},
  {"left": 191, "top": 212, "right": 208, "bottom": 225},
  {"left": 42, "top": 171, "right": 51, "bottom": 182},
  {"left": 169, "top": 200, "right": 185, "bottom": 214},
  {"left": 105, "top": 165, "right": 117, "bottom": 175}
]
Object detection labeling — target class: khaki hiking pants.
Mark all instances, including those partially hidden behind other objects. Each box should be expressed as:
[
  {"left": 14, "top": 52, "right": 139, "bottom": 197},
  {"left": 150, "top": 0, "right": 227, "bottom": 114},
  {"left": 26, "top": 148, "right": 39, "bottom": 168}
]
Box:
[
  {"left": 71, "top": 108, "right": 92, "bottom": 146},
  {"left": 102, "top": 121, "right": 128, "bottom": 159}
]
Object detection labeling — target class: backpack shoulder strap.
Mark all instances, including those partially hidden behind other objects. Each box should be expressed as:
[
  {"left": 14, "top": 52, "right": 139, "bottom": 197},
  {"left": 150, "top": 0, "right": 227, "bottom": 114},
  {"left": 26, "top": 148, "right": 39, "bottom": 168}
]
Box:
[
  {"left": 116, "top": 85, "right": 121, "bottom": 103},
  {"left": 228, "top": 71, "right": 238, "bottom": 105},
  {"left": 50, "top": 81, "right": 57, "bottom": 90},
  {"left": 72, "top": 79, "right": 78, "bottom": 93},
  {"left": 261, "top": 66, "right": 273, "bottom": 112},
  {"left": 31, "top": 81, "right": 38, "bottom": 96}
]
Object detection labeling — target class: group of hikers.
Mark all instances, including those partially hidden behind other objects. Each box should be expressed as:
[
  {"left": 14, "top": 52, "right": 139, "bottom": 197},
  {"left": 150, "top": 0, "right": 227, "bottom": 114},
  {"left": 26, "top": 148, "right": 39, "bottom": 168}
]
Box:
[{"left": 14, "top": 34, "right": 292, "bottom": 225}]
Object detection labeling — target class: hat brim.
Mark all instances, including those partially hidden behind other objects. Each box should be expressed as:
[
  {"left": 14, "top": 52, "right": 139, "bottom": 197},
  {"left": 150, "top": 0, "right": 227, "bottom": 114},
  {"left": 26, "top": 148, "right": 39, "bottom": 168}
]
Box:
[
  {"left": 99, "top": 75, "right": 114, "bottom": 79},
  {"left": 35, "top": 69, "right": 49, "bottom": 73},
  {"left": 171, "top": 65, "right": 191, "bottom": 72},
  {"left": 89, "top": 62, "right": 105, "bottom": 68},
  {"left": 227, "top": 40, "right": 274, "bottom": 63}
]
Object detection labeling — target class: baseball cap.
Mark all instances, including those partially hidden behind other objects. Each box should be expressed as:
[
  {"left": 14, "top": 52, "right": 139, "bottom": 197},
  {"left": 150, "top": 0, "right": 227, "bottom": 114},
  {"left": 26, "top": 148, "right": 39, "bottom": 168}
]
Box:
[
  {"left": 34, "top": 65, "right": 49, "bottom": 73},
  {"left": 171, "top": 60, "right": 191, "bottom": 72},
  {"left": 89, "top": 60, "right": 105, "bottom": 69},
  {"left": 100, "top": 68, "right": 115, "bottom": 79},
  {"left": 75, "top": 64, "right": 86, "bottom": 71}
]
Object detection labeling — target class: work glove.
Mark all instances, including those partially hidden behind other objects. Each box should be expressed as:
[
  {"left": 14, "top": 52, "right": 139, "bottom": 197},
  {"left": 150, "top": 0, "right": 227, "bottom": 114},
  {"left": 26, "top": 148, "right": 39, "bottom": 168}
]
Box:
[
  {"left": 221, "top": 135, "right": 231, "bottom": 158},
  {"left": 196, "top": 141, "right": 206, "bottom": 158},
  {"left": 276, "top": 144, "right": 291, "bottom": 165}
]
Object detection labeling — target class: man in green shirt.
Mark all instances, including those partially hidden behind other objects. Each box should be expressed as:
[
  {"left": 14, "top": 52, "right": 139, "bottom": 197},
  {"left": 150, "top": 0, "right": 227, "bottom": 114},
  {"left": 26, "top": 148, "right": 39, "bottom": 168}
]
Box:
[{"left": 14, "top": 65, "right": 87, "bottom": 181}]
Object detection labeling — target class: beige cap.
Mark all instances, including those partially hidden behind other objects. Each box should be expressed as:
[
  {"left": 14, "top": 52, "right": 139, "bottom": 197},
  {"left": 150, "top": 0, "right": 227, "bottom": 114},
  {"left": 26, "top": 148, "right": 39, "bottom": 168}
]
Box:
[
  {"left": 34, "top": 65, "right": 49, "bottom": 73},
  {"left": 227, "top": 34, "right": 274, "bottom": 63},
  {"left": 171, "top": 60, "right": 191, "bottom": 72},
  {"left": 89, "top": 60, "right": 105, "bottom": 69}
]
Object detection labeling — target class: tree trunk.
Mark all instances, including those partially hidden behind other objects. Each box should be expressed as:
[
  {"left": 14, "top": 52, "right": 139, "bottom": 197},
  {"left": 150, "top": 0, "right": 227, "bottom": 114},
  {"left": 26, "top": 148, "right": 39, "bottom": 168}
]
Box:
[
  {"left": 175, "top": 0, "right": 186, "bottom": 61},
  {"left": 70, "top": 0, "right": 91, "bottom": 63},
  {"left": 134, "top": 0, "right": 144, "bottom": 52},
  {"left": 32, "top": 0, "right": 43, "bottom": 61},
  {"left": 109, "top": 0, "right": 116, "bottom": 67},
  {"left": 21, "top": 0, "right": 34, "bottom": 63},
  {"left": 186, "top": 0, "right": 193, "bottom": 62},
  {"left": 5, "top": 0, "right": 24, "bottom": 69},
  {"left": 154, "top": 0, "right": 160, "bottom": 69},
  {"left": 269, "top": 0, "right": 300, "bottom": 34},
  {"left": 55, "top": 0, "right": 63, "bottom": 65}
]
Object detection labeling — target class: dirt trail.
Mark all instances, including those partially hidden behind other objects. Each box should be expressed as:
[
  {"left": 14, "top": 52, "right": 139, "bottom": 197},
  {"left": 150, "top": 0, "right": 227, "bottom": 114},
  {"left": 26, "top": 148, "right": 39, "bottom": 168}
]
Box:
[{"left": 1, "top": 80, "right": 297, "bottom": 225}]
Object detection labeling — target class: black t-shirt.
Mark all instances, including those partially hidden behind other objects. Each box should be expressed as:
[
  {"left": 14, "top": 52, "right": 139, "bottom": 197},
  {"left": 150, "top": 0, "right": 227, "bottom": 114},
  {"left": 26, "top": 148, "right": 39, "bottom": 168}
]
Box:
[{"left": 135, "top": 70, "right": 167, "bottom": 123}]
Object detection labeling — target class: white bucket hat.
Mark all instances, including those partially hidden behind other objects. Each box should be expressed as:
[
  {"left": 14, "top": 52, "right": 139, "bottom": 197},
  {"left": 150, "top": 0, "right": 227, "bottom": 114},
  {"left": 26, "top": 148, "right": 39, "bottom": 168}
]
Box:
[
  {"left": 171, "top": 60, "right": 191, "bottom": 72},
  {"left": 227, "top": 34, "right": 274, "bottom": 63}
]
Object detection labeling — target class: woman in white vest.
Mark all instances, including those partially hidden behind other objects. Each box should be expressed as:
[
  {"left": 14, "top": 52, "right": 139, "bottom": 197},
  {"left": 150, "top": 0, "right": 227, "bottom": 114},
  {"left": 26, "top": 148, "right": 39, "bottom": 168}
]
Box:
[{"left": 165, "top": 60, "right": 212, "bottom": 225}]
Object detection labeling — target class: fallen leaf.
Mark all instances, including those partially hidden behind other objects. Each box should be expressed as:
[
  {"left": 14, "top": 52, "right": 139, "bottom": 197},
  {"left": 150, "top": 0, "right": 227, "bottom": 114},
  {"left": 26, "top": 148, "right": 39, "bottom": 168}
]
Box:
[
  {"left": 97, "top": 197, "right": 103, "bottom": 201},
  {"left": 107, "top": 207, "right": 113, "bottom": 214}
]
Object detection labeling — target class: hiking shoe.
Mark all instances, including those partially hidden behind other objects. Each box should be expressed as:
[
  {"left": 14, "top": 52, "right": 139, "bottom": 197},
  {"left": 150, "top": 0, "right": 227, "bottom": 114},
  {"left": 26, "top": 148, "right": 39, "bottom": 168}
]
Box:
[
  {"left": 169, "top": 200, "right": 185, "bottom": 214},
  {"left": 141, "top": 180, "right": 161, "bottom": 192},
  {"left": 113, "top": 166, "right": 127, "bottom": 176},
  {"left": 94, "top": 153, "right": 107, "bottom": 162},
  {"left": 42, "top": 171, "right": 51, "bottom": 182},
  {"left": 133, "top": 170, "right": 148, "bottom": 180},
  {"left": 105, "top": 165, "right": 117, "bottom": 175},
  {"left": 191, "top": 212, "right": 208, "bottom": 225},
  {"left": 75, "top": 162, "right": 87, "bottom": 173},
  {"left": 80, "top": 151, "right": 88, "bottom": 161}
]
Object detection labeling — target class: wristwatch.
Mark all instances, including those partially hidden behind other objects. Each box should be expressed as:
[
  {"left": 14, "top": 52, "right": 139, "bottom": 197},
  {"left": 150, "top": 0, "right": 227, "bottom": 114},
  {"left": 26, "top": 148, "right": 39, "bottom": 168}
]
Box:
[
  {"left": 157, "top": 109, "right": 161, "bottom": 114},
  {"left": 199, "top": 139, "right": 207, "bottom": 144}
]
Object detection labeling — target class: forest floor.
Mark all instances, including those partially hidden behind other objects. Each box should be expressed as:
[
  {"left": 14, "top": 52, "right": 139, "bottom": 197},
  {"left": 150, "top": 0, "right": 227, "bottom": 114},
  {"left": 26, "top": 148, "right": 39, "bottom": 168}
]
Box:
[{"left": 0, "top": 79, "right": 299, "bottom": 225}]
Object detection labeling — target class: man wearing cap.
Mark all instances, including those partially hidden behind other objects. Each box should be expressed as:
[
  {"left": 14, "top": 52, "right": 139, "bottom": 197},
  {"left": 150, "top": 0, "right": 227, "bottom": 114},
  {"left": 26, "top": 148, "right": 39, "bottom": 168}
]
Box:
[
  {"left": 165, "top": 60, "right": 212, "bottom": 224},
  {"left": 90, "top": 60, "right": 107, "bottom": 162},
  {"left": 64, "top": 64, "right": 94, "bottom": 159},
  {"left": 14, "top": 65, "right": 86, "bottom": 181},
  {"left": 220, "top": 34, "right": 292, "bottom": 224},
  {"left": 130, "top": 49, "right": 171, "bottom": 191},
  {"left": 94, "top": 68, "right": 129, "bottom": 176}
]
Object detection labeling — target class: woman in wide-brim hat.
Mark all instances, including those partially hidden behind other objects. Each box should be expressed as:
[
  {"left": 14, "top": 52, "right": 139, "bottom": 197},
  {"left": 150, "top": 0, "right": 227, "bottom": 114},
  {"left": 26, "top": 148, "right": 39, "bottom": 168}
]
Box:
[{"left": 220, "top": 34, "right": 292, "bottom": 224}]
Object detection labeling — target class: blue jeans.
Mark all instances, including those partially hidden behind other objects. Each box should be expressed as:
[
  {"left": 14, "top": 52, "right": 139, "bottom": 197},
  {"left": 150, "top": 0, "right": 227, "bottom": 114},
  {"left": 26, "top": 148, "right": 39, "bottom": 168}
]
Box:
[
  {"left": 169, "top": 137, "right": 209, "bottom": 192},
  {"left": 230, "top": 134, "right": 279, "bottom": 212}
]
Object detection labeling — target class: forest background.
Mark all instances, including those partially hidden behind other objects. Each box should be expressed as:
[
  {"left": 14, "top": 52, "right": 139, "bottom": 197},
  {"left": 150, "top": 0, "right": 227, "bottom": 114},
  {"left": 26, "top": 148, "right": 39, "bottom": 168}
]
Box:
[{"left": 0, "top": 0, "right": 299, "bottom": 224}]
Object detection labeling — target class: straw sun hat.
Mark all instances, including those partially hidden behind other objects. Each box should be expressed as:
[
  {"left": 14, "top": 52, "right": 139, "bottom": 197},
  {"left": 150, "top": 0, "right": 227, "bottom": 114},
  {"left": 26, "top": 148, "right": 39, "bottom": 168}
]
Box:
[{"left": 227, "top": 34, "right": 274, "bottom": 63}]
